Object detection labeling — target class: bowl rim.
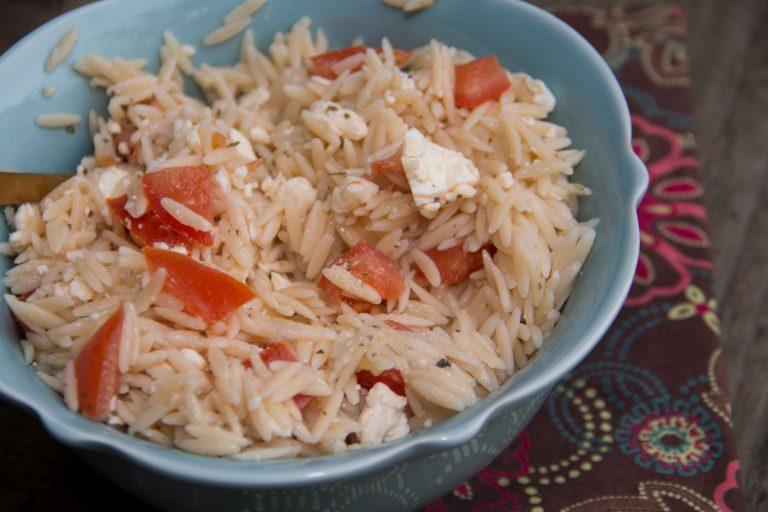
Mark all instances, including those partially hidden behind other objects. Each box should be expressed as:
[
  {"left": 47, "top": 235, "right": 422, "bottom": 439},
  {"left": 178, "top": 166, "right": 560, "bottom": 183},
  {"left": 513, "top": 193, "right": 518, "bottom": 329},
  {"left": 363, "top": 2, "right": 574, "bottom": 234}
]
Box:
[{"left": 0, "top": 0, "right": 648, "bottom": 488}]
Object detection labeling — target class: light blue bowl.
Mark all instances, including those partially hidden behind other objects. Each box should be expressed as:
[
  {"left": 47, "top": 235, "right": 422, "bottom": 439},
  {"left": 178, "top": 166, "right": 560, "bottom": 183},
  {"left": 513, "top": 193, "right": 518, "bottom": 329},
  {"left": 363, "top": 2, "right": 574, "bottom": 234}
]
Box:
[{"left": 0, "top": 0, "right": 647, "bottom": 510}]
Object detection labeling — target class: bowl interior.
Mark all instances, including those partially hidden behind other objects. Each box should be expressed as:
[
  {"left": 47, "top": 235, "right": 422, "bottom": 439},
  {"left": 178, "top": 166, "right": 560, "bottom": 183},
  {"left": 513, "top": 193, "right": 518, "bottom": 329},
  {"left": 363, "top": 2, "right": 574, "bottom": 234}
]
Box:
[{"left": 0, "top": 0, "right": 643, "bottom": 486}]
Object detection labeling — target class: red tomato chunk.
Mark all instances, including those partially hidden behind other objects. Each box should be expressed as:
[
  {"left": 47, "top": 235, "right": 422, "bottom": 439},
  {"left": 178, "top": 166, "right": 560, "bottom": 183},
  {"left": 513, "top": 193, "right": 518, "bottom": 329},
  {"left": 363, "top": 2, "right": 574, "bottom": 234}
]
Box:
[
  {"left": 142, "top": 166, "right": 214, "bottom": 247},
  {"left": 356, "top": 369, "right": 406, "bottom": 396},
  {"left": 143, "top": 247, "right": 255, "bottom": 326},
  {"left": 256, "top": 342, "right": 311, "bottom": 409},
  {"left": 108, "top": 195, "right": 191, "bottom": 250},
  {"left": 259, "top": 342, "right": 299, "bottom": 364},
  {"left": 311, "top": 46, "right": 411, "bottom": 79},
  {"left": 318, "top": 242, "right": 405, "bottom": 304},
  {"left": 74, "top": 306, "right": 124, "bottom": 421},
  {"left": 424, "top": 244, "right": 495, "bottom": 284},
  {"left": 454, "top": 56, "right": 510, "bottom": 109},
  {"left": 112, "top": 123, "right": 140, "bottom": 164},
  {"left": 370, "top": 147, "right": 405, "bottom": 178}
]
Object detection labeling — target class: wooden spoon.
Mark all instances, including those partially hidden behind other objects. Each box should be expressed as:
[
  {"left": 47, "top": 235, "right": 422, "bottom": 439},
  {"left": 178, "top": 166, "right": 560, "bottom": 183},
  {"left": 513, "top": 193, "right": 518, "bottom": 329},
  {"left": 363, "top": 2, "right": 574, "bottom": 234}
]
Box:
[{"left": 0, "top": 172, "right": 72, "bottom": 205}]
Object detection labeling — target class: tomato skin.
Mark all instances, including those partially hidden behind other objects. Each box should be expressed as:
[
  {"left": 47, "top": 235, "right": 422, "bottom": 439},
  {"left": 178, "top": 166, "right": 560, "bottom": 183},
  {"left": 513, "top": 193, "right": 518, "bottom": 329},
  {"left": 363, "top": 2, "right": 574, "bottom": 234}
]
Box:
[
  {"left": 255, "top": 342, "right": 311, "bottom": 410},
  {"left": 391, "top": 49, "right": 411, "bottom": 68},
  {"left": 293, "top": 394, "right": 312, "bottom": 410},
  {"left": 107, "top": 195, "right": 191, "bottom": 250},
  {"left": 385, "top": 320, "right": 413, "bottom": 332},
  {"left": 112, "top": 124, "right": 141, "bottom": 164},
  {"left": 318, "top": 242, "right": 405, "bottom": 304},
  {"left": 311, "top": 46, "right": 412, "bottom": 79},
  {"left": 370, "top": 148, "right": 404, "bottom": 178},
  {"left": 311, "top": 46, "right": 367, "bottom": 79},
  {"left": 142, "top": 166, "right": 214, "bottom": 247},
  {"left": 454, "top": 56, "right": 510, "bottom": 109},
  {"left": 423, "top": 244, "right": 495, "bottom": 284},
  {"left": 356, "top": 368, "right": 406, "bottom": 396},
  {"left": 259, "top": 342, "right": 299, "bottom": 364},
  {"left": 318, "top": 275, "right": 346, "bottom": 306},
  {"left": 74, "top": 306, "right": 124, "bottom": 421},
  {"left": 143, "top": 247, "right": 256, "bottom": 325}
]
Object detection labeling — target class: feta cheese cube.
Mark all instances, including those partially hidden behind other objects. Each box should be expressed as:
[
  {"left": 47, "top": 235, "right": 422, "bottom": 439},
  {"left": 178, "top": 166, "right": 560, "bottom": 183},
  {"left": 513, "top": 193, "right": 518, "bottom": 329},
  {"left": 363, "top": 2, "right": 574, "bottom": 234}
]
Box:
[
  {"left": 97, "top": 166, "right": 130, "bottom": 199},
  {"left": 359, "top": 382, "right": 409, "bottom": 446},
  {"left": 401, "top": 128, "right": 480, "bottom": 218},
  {"left": 331, "top": 176, "right": 379, "bottom": 213},
  {"left": 304, "top": 101, "right": 368, "bottom": 141}
]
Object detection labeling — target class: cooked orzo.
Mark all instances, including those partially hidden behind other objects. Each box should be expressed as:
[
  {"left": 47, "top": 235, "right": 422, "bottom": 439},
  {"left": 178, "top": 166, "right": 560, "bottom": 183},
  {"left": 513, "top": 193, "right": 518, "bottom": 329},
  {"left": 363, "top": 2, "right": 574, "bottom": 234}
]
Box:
[{"left": 3, "top": 17, "right": 595, "bottom": 459}]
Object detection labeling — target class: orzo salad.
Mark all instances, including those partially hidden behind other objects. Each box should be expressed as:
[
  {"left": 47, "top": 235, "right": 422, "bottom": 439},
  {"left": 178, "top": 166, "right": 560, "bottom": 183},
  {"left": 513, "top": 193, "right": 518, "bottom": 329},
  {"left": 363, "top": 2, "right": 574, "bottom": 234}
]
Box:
[{"left": 3, "top": 16, "right": 595, "bottom": 459}]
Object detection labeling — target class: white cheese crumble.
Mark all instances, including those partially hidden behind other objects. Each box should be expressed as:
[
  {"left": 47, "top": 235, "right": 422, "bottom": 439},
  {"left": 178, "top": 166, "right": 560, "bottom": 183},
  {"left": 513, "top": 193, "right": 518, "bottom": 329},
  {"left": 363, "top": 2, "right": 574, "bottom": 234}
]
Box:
[
  {"left": 275, "top": 176, "right": 318, "bottom": 206},
  {"left": 359, "top": 382, "right": 410, "bottom": 446},
  {"left": 172, "top": 119, "right": 201, "bottom": 148},
  {"left": 306, "top": 101, "right": 368, "bottom": 141},
  {"left": 512, "top": 73, "right": 556, "bottom": 113},
  {"left": 401, "top": 128, "right": 480, "bottom": 218},
  {"left": 330, "top": 176, "right": 379, "bottom": 213},
  {"left": 69, "top": 278, "right": 93, "bottom": 301},
  {"left": 97, "top": 166, "right": 130, "bottom": 199}
]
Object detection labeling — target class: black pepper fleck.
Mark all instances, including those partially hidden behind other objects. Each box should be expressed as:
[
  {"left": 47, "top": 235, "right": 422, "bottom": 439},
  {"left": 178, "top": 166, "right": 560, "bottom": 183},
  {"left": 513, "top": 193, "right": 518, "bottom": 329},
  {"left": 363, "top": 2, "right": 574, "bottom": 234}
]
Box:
[{"left": 435, "top": 358, "right": 452, "bottom": 368}]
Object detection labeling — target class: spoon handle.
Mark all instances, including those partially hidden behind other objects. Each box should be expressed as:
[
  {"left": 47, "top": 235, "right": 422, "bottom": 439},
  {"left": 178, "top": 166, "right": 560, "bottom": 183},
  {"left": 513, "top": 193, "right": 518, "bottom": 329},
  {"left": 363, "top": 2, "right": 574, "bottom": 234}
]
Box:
[{"left": 0, "top": 172, "right": 72, "bottom": 205}]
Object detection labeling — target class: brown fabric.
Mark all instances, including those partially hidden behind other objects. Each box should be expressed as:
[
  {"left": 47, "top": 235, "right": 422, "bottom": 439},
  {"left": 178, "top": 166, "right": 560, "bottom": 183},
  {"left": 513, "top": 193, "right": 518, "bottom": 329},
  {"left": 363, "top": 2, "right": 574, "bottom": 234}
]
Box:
[{"left": 0, "top": 4, "right": 743, "bottom": 511}]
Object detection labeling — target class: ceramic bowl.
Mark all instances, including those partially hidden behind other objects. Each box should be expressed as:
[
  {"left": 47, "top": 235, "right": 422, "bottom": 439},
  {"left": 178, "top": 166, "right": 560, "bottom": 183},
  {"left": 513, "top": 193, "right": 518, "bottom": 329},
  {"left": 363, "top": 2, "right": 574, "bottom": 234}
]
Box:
[{"left": 0, "top": 0, "right": 647, "bottom": 510}]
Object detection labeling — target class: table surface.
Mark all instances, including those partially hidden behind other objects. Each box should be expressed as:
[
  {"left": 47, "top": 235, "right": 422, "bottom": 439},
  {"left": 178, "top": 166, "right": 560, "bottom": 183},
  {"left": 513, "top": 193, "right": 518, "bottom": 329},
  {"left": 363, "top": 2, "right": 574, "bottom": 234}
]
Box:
[{"left": 1, "top": 0, "right": 766, "bottom": 509}]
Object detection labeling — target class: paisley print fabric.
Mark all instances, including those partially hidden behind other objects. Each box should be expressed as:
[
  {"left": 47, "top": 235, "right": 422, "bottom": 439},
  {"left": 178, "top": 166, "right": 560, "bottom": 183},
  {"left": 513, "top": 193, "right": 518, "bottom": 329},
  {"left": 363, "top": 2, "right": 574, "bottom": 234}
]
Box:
[
  {"left": 0, "top": 4, "right": 742, "bottom": 511},
  {"left": 425, "top": 4, "right": 743, "bottom": 511}
]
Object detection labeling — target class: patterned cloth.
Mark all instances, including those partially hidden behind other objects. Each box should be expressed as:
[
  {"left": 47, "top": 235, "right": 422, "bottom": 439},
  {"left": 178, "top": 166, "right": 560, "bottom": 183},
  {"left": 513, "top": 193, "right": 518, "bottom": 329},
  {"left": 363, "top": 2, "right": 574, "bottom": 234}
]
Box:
[
  {"left": 0, "top": 4, "right": 743, "bottom": 511},
  {"left": 424, "top": 4, "right": 743, "bottom": 511}
]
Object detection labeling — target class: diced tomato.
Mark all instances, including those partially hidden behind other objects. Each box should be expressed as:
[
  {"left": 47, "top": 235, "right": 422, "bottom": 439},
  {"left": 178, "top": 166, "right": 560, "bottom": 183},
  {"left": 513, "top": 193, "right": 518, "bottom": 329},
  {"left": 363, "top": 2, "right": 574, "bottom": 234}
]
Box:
[
  {"left": 423, "top": 244, "right": 495, "bottom": 284},
  {"left": 311, "top": 46, "right": 367, "bottom": 79},
  {"left": 385, "top": 320, "right": 413, "bottom": 332},
  {"left": 256, "top": 342, "right": 311, "bottom": 410},
  {"left": 112, "top": 124, "right": 141, "bottom": 164},
  {"left": 370, "top": 147, "right": 404, "bottom": 178},
  {"left": 454, "top": 56, "right": 510, "bottom": 109},
  {"left": 142, "top": 166, "right": 214, "bottom": 247},
  {"left": 311, "top": 46, "right": 412, "bottom": 79},
  {"left": 211, "top": 131, "right": 227, "bottom": 149},
  {"left": 74, "top": 306, "right": 124, "bottom": 421},
  {"left": 318, "top": 242, "right": 405, "bottom": 305},
  {"left": 143, "top": 247, "right": 256, "bottom": 325},
  {"left": 356, "top": 368, "right": 406, "bottom": 396},
  {"left": 107, "top": 195, "right": 191, "bottom": 250},
  {"left": 259, "top": 342, "right": 298, "bottom": 364},
  {"left": 390, "top": 49, "right": 412, "bottom": 68},
  {"left": 293, "top": 394, "right": 312, "bottom": 410},
  {"left": 97, "top": 155, "right": 119, "bottom": 167}
]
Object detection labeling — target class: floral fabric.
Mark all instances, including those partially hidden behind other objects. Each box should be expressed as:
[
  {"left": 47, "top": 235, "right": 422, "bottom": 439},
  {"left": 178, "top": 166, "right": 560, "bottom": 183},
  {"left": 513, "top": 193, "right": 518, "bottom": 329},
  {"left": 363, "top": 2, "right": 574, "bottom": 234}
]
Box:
[{"left": 425, "top": 4, "right": 742, "bottom": 511}]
